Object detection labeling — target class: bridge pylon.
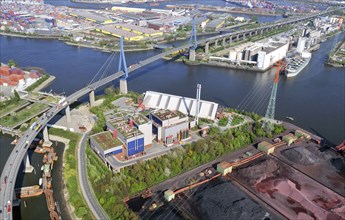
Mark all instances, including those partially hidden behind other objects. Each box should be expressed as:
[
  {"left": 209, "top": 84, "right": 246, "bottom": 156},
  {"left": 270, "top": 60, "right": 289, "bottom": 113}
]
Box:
[
  {"left": 189, "top": 16, "right": 197, "bottom": 61},
  {"left": 118, "top": 36, "right": 128, "bottom": 94}
]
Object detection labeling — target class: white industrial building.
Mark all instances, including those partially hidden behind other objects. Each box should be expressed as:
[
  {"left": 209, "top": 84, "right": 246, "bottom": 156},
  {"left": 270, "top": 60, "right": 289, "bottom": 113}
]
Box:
[
  {"left": 257, "top": 42, "right": 289, "bottom": 70},
  {"left": 143, "top": 91, "right": 219, "bottom": 120},
  {"left": 151, "top": 109, "right": 190, "bottom": 145}
]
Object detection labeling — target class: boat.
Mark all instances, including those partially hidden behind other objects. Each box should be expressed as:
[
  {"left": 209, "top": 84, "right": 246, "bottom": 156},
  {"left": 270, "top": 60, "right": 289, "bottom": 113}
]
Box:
[
  {"left": 285, "top": 52, "right": 311, "bottom": 78},
  {"left": 286, "top": 116, "right": 294, "bottom": 121},
  {"left": 39, "top": 178, "right": 43, "bottom": 186},
  {"left": 35, "top": 146, "right": 46, "bottom": 154}
]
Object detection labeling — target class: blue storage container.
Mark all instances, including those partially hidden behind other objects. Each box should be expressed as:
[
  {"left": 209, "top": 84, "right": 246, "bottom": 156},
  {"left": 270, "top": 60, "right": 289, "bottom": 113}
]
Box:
[{"left": 127, "top": 138, "right": 144, "bottom": 156}]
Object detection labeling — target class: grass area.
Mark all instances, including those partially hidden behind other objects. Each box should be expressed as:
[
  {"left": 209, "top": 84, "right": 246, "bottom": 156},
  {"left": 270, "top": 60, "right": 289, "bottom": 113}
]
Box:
[
  {"left": 25, "top": 74, "right": 49, "bottom": 92},
  {"left": 0, "top": 103, "right": 48, "bottom": 127},
  {"left": 218, "top": 117, "right": 229, "bottom": 126},
  {"left": 231, "top": 115, "right": 244, "bottom": 126},
  {"left": 43, "top": 95, "right": 59, "bottom": 103},
  {"left": 48, "top": 128, "right": 93, "bottom": 219},
  {"left": 92, "top": 131, "right": 122, "bottom": 150},
  {"left": 0, "top": 99, "right": 27, "bottom": 118}
]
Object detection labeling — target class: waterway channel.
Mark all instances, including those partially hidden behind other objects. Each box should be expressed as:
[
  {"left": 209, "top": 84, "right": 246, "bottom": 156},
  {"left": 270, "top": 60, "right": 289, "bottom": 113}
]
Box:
[{"left": 0, "top": 3, "right": 344, "bottom": 219}]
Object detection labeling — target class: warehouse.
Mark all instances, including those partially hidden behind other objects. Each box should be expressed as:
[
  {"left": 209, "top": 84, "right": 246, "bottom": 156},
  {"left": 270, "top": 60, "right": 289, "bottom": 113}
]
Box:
[
  {"left": 115, "top": 23, "right": 163, "bottom": 37},
  {"left": 151, "top": 109, "right": 190, "bottom": 146},
  {"left": 95, "top": 24, "right": 143, "bottom": 41},
  {"left": 205, "top": 19, "right": 225, "bottom": 31},
  {"left": 111, "top": 6, "right": 146, "bottom": 13},
  {"left": 90, "top": 131, "right": 123, "bottom": 160},
  {"left": 257, "top": 42, "right": 289, "bottom": 70},
  {"left": 148, "top": 16, "right": 191, "bottom": 30},
  {"left": 107, "top": 117, "right": 145, "bottom": 157},
  {"left": 69, "top": 10, "right": 113, "bottom": 24},
  {"left": 143, "top": 91, "right": 219, "bottom": 120}
]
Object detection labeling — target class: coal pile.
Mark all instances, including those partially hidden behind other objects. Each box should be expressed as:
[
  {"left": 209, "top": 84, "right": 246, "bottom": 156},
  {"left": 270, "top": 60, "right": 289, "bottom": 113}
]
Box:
[
  {"left": 331, "top": 157, "right": 345, "bottom": 176},
  {"left": 237, "top": 159, "right": 280, "bottom": 185},
  {"left": 281, "top": 145, "right": 332, "bottom": 166},
  {"left": 193, "top": 179, "right": 276, "bottom": 220}
]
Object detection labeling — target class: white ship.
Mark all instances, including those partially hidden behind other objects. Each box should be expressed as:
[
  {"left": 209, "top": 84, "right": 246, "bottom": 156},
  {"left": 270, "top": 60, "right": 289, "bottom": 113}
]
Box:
[{"left": 285, "top": 52, "right": 312, "bottom": 78}]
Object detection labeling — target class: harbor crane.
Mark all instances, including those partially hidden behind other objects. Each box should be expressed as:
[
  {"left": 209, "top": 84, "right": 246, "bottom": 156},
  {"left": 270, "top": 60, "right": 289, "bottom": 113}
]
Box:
[{"left": 263, "top": 60, "right": 285, "bottom": 131}]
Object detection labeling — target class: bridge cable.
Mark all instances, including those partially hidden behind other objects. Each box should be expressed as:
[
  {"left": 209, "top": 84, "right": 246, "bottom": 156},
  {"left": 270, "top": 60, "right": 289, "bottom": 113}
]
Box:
[{"left": 88, "top": 51, "right": 116, "bottom": 87}]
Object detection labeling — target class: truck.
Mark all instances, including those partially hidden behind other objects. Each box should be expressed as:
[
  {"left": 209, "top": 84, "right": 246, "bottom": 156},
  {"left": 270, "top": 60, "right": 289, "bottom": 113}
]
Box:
[
  {"left": 30, "top": 122, "right": 37, "bottom": 130},
  {"left": 61, "top": 101, "right": 69, "bottom": 107},
  {"left": 7, "top": 201, "right": 11, "bottom": 213}
]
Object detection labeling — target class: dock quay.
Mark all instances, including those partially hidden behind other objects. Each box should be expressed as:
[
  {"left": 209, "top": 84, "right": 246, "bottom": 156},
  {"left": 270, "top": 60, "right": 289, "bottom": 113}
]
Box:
[
  {"left": 15, "top": 185, "right": 43, "bottom": 198},
  {"left": 166, "top": 4, "right": 277, "bottom": 16}
]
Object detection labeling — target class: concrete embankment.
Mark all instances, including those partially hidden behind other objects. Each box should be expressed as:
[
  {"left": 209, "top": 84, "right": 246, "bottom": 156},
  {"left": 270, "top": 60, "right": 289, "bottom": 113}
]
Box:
[{"left": 32, "top": 75, "right": 56, "bottom": 93}]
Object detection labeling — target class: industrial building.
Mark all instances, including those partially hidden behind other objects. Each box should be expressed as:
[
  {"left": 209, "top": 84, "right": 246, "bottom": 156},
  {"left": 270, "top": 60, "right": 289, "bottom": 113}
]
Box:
[
  {"left": 151, "top": 109, "right": 190, "bottom": 146},
  {"left": 111, "top": 6, "right": 146, "bottom": 13},
  {"left": 90, "top": 131, "right": 123, "bottom": 160},
  {"left": 106, "top": 117, "right": 145, "bottom": 157},
  {"left": 217, "top": 161, "right": 233, "bottom": 175},
  {"left": 151, "top": 109, "right": 190, "bottom": 145},
  {"left": 243, "top": 43, "right": 263, "bottom": 61},
  {"left": 295, "top": 129, "right": 311, "bottom": 140},
  {"left": 143, "top": 91, "right": 219, "bottom": 120},
  {"left": 95, "top": 24, "right": 143, "bottom": 41},
  {"left": 257, "top": 41, "right": 289, "bottom": 70},
  {"left": 258, "top": 141, "right": 275, "bottom": 155},
  {"left": 68, "top": 10, "right": 113, "bottom": 24},
  {"left": 132, "top": 114, "right": 153, "bottom": 148},
  {"left": 115, "top": 23, "right": 163, "bottom": 37},
  {"left": 164, "top": 190, "right": 175, "bottom": 201},
  {"left": 147, "top": 16, "right": 191, "bottom": 31},
  {"left": 205, "top": 19, "right": 225, "bottom": 31},
  {"left": 283, "top": 134, "right": 298, "bottom": 146}
]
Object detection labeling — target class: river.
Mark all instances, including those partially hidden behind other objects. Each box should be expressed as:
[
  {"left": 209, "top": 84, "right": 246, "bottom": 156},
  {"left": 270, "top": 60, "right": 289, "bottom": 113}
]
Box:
[{"left": 0, "top": 0, "right": 344, "bottom": 219}]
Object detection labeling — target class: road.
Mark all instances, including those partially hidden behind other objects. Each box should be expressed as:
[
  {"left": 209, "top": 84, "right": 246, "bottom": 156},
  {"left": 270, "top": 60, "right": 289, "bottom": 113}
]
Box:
[
  {"left": 0, "top": 7, "right": 342, "bottom": 219},
  {"left": 78, "top": 133, "right": 109, "bottom": 220}
]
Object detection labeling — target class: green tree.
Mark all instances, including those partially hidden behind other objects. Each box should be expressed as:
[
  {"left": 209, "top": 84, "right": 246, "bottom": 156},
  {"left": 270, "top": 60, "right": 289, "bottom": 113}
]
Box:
[
  {"left": 251, "top": 15, "right": 258, "bottom": 23},
  {"left": 13, "top": 90, "right": 20, "bottom": 102},
  {"left": 8, "top": 59, "right": 17, "bottom": 67}
]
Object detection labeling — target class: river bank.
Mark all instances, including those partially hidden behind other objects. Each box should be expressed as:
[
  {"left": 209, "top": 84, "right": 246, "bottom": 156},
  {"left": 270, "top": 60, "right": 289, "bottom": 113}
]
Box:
[{"left": 49, "top": 135, "right": 78, "bottom": 220}]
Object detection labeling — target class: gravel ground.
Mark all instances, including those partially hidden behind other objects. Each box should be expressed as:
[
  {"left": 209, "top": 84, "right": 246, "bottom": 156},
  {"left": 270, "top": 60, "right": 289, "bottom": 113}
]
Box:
[{"left": 192, "top": 178, "right": 275, "bottom": 220}]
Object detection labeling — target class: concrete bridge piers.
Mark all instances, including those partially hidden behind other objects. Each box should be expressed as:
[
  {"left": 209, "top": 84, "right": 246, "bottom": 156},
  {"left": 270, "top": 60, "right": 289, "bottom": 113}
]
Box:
[
  {"left": 120, "top": 79, "right": 128, "bottom": 94},
  {"left": 89, "top": 90, "right": 95, "bottom": 107},
  {"left": 43, "top": 126, "right": 52, "bottom": 147},
  {"left": 23, "top": 152, "right": 34, "bottom": 173},
  {"left": 66, "top": 105, "right": 71, "bottom": 124},
  {"left": 205, "top": 42, "right": 209, "bottom": 54},
  {"left": 222, "top": 38, "right": 226, "bottom": 47},
  {"left": 189, "top": 48, "right": 196, "bottom": 61}
]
